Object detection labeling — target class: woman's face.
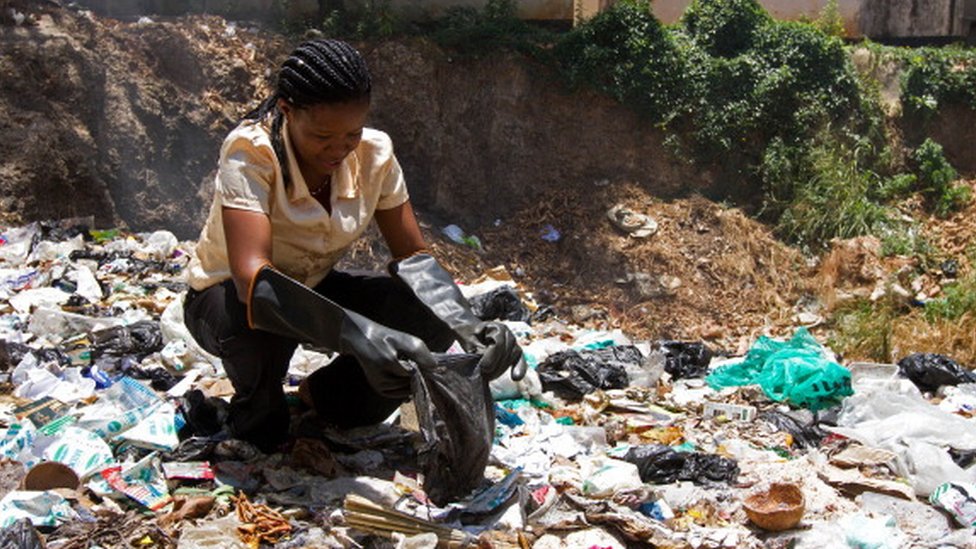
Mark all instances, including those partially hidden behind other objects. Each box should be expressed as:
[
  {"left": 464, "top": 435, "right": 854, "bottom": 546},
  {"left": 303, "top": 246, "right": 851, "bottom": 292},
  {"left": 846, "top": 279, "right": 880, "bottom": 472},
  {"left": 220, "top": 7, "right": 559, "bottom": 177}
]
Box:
[{"left": 279, "top": 98, "right": 370, "bottom": 178}]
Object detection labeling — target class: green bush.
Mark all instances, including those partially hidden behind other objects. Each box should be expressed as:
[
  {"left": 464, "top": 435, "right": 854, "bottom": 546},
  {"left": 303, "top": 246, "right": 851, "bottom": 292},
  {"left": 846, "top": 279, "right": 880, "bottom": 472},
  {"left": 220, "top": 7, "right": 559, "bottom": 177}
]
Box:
[
  {"left": 553, "top": 0, "right": 687, "bottom": 123},
  {"left": 431, "top": 0, "right": 548, "bottom": 56},
  {"left": 682, "top": 0, "right": 769, "bottom": 57},
  {"left": 902, "top": 47, "right": 976, "bottom": 115},
  {"left": 913, "top": 138, "right": 969, "bottom": 216},
  {"left": 925, "top": 274, "right": 976, "bottom": 321}
]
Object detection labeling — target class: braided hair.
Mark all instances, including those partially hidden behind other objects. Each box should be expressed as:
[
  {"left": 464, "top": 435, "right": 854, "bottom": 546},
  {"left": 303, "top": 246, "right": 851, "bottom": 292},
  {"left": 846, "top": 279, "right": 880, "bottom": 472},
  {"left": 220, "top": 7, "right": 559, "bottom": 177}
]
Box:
[{"left": 245, "top": 38, "right": 372, "bottom": 188}]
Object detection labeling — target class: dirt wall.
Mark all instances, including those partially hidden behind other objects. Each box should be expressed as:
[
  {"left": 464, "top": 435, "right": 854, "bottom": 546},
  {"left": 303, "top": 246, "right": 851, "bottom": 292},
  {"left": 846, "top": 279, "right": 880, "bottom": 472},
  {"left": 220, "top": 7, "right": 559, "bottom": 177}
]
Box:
[
  {"left": 0, "top": 8, "right": 703, "bottom": 238},
  {"left": 362, "top": 40, "right": 705, "bottom": 228}
]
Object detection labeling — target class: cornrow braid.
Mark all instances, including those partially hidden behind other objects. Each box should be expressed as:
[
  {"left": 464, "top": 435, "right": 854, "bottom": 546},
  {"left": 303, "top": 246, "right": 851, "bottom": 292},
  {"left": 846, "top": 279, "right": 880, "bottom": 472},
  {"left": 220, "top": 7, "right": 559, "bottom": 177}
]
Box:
[{"left": 243, "top": 38, "right": 372, "bottom": 189}]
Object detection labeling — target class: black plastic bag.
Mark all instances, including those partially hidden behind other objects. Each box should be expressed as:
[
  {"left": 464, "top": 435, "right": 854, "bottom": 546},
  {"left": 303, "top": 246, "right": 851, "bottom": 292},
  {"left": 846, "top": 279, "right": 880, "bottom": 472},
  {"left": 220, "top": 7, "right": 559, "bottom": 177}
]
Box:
[
  {"left": 621, "top": 444, "right": 739, "bottom": 485},
  {"left": 413, "top": 353, "right": 494, "bottom": 506},
  {"left": 131, "top": 366, "right": 181, "bottom": 391},
  {"left": 758, "top": 410, "right": 826, "bottom": 449},
  {"left": 897, "top": 353, "right": 976, "bottom": 393},
  {"left": 0, "top": 340, "right": 32, "bottom": 371},
  {"left": 0, "top": 340, "right": 71, "bottom": 371},
  {"left": 658, "top": 340, "right": 713, "bottom": 379},
  {"left": 164, "top": 436, "right": 221, "bottom": 462},
  {"left": 0, "top": 518, "right": 44, "bottom": 549},
  {"left": 950, "top": 448, "right": 976, "bottom": 469},
  {"left": 178, "top": 389, "right": 228, "bottom": 438},
  {"left": 469, "top": 286, "right": 530, "bottom": 323},
  {"left": 90, "top": 320, "right": 163, "bottom": 359},
  {"left": 536, "top": 346, "right": 635, "bottom": 400}
]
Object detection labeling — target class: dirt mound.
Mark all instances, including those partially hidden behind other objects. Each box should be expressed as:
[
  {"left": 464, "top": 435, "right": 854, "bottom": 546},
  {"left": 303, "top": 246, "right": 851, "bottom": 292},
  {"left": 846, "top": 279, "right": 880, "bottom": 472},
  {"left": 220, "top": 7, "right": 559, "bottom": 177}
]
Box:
[
  {"left": 0, "top": 6, "right": 285, "bottom": 237},
  {"left": 342, "top": 183, "right": 816, "bottom": 354}
]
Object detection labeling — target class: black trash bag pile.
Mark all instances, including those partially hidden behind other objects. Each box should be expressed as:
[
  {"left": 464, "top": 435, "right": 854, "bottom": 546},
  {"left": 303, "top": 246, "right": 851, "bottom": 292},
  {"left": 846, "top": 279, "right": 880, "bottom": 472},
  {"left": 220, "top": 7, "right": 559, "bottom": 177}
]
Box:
[
  {"left": 758, "top": 410, "right": 827, "bottom": 449},
  {"left": 658, "top": 341, "right": 713, "bottom": 379},
  {"left": 537, "top": 346, "right": 640, "bottom": 400},
  {"left": 0, "top": 339, "right": 71, "bottom": 371},
  {"left": 413, "top": 352, "right": 495, "bottom": 506},
  {"left": 621, "top": 444, "right": 739, "bottom": 485},
  {"left": 90, "top": 320, "right": 164, "bottom": 360},
  {"left": 897, "top": 353, "right": 976, "bottom": 393},
  {"left": 469, "top": 286, "right": 530, "bottom": 323},
  {"left": 37, "top": 219, "right": 92, "bottom": 243},
  {"left": 68, "top": 249, "right": 183, "bottom": 276}
]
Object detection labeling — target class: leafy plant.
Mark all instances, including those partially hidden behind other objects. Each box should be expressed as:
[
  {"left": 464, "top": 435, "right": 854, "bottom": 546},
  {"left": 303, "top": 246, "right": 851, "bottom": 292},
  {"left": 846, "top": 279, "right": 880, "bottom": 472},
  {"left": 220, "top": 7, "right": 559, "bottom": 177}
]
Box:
[
  {"left": 814, "top": 0, "right": 845, "bottom": 38},
  {"left": 553, "top": 0, "right": 687, "bottom": 123},
  {"left": 431, "top": 0, "right": 548, "bottom": 56},
  {"left": 925, "top": 274, "right": 976, "bottom": 321},
  {"left": 829, "top": 298, "right": 900, "bottom": 362},
  {"left": 912, "top": 138, "right": 969, "bottom": 216},
  {"left": 682, "top": 0, "right": 769, "bottom": 57},
  {"left": 772, "top": 138, "right": 892, "bottom": 247},
  {"left": 902, "top": 47, "right": 976, "bottom": 115}
]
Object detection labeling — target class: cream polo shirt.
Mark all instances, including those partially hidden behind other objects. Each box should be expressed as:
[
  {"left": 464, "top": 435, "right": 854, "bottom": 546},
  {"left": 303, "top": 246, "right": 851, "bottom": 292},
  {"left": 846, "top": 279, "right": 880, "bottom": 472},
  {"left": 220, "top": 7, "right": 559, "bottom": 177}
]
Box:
[{"left": 187, "top": 119, "right": 410, "bottom": 291}]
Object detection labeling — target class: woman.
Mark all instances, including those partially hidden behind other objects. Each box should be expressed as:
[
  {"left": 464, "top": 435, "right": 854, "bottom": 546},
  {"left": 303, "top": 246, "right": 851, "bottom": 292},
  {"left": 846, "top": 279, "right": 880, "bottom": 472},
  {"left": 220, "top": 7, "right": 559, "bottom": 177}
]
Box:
[{"left": 183, "top": 39, "right": 523, "bottom": 452}]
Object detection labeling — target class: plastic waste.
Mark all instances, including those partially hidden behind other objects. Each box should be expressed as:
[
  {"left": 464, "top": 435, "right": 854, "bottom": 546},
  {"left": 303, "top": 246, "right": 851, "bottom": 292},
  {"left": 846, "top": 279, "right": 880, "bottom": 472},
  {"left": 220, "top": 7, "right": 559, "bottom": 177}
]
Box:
[
  {"left": 412, "top": 353, "right": 494, "bottom": 505},
  {"left": 90, "top": 320, "right": 163, "bottom": 360},
  {"left": 440, "top": 224, "right": 482, "bottom": 250},
  {"left": 0, "top": 224, "right": 39, "bottom": 265},
  {"left": 706, "top": 328, "right": 852, "bottom": 411},
  {"left": 620, "top": 444, "right": 739, "bottom": 485},
  {"left": 758, "top": 410, "right": 826, "bottom": 448},
  {"left": 578, "top": 456, "right": 644, "bottom": 497},
  {"left": 930, "top": 482, "right": 976, "bottom": 527},
  {"left": 536, "top": 346, "right": 637, "bottom": 400},
  {"left": 897, "top": 352, "right": 976, "bottom": 393},
  {"left": 839, "top": 513, "right": 905, "bottom": 549},
  {"left": 827, "top": 388, "right": 976, "bottom": 495},
  {"left": 43, "top": 426, "right": 114, "bottom": 478},
  {"left": 0, "top": 491, "right": 76, "bottom": 528},
  {"left": 540, "top": 224, "right": 560, "bottom": 242},
  {"left": 101, "top": 452, "right": 172, "bottom": 510},
  {"left": 178, "top": 513, "right": 248, "bottom": 548},
  {"left": 143, "top": 230, "right": 178, "bottom": 259},
  {"left": 0, "top": 518, "right": 44, "bottom": 549},
  {"left": 179, "top": 389, "right": 229, "bottom": 437},
  {"left": 469, "top": 286, "right": 530, "bottom": 323},
  {"left": 658, "top": 340, "right": 712, "bottom": 379}
]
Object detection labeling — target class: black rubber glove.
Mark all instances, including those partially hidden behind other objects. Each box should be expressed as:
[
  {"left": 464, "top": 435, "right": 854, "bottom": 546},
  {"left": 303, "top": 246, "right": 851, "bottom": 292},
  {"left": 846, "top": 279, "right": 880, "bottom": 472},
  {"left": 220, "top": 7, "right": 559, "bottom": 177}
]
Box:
[
  {"left": 390, "top": 253, "right": 527, "bottom": 381},
  {"left": 248, "top": 266, "right": 433, "bottom": 399}
]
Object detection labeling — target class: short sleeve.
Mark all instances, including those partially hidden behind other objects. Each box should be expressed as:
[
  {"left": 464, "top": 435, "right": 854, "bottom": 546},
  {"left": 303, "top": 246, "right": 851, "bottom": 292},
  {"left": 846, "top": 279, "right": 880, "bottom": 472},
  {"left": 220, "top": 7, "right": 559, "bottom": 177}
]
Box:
[
  {"left": 215, "top": 136, "right": 275, "bottom": 214},
  {"left": 376, "top": 151, "right": 410, "bottom": 210}
]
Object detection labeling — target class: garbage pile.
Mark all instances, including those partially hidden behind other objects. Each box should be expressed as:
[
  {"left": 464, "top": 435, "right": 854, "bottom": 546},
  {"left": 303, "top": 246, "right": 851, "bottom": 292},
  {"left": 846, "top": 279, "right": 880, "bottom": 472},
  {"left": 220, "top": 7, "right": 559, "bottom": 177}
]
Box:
[{"left": 1, "top": 219, "right": 975, "bottom": 548}]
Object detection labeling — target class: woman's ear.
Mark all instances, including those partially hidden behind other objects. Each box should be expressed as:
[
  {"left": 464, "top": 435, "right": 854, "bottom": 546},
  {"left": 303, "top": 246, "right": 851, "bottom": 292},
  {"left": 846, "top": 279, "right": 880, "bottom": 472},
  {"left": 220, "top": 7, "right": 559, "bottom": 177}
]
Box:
[{"left": 276, "top": 98, "right": 291, "bottom": 119}]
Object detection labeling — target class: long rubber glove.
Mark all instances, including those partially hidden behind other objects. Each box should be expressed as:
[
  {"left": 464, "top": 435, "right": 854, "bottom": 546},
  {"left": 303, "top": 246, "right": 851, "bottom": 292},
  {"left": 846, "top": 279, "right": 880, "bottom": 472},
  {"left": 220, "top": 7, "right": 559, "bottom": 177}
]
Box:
[
  {"left": 390, "top": 254, "right": 527, "bottom": 381},
  {"left": 248, "top": 266, "right": 433, "bottom": 399}
]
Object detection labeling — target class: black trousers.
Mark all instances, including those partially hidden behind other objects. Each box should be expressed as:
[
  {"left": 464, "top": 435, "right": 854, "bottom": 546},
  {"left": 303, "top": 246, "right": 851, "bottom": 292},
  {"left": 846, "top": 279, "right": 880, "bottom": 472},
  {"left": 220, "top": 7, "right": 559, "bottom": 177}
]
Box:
[{"left": 182, "top": 269, "right": 456, "bottom": 451}]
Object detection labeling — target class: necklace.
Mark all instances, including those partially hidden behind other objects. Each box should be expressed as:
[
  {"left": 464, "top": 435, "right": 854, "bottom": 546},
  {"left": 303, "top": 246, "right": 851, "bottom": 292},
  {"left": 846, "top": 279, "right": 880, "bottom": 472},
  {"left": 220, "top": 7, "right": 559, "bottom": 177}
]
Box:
[{"left": 309, "top": 177, "right": 331, "bottom": 198}]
